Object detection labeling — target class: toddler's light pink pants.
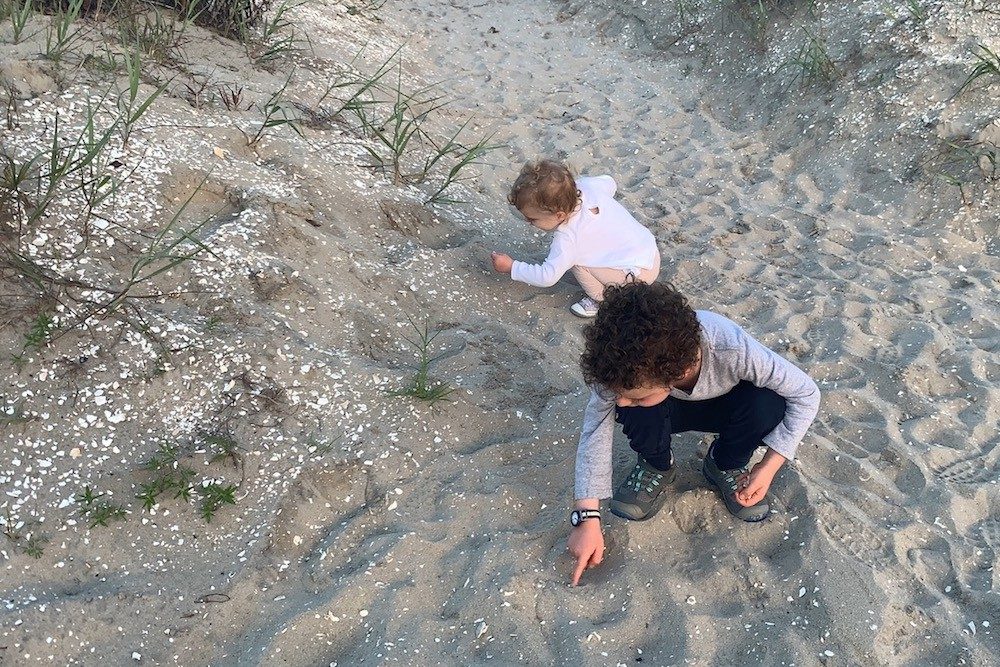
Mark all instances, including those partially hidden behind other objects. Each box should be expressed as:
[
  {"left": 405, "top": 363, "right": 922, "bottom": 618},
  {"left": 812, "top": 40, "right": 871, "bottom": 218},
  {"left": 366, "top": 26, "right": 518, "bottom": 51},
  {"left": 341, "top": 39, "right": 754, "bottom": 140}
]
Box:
[{"left": 570, "top": 250, "right": 661, "bottom": 301}]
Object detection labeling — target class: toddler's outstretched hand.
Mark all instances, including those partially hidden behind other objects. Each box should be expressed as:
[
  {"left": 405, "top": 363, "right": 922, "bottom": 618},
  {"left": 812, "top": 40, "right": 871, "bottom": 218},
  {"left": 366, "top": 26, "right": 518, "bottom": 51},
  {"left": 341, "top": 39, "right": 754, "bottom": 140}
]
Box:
[{"left": 491, "top": 251, "right": 513, "bottom": 274}]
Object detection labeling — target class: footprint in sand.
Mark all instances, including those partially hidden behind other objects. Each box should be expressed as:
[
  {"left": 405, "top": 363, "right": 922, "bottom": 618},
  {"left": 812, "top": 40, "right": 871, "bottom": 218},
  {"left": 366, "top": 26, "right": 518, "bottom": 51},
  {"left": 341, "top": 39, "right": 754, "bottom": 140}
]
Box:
[
  {"left": 903, "top": 534, "right": 961, "bottom": 595},
  {"left": 801, "top": 319, "right": 847, "bottom": 361},
  {"left": 931, "top": 456, "right": 998, "bottom": 485},
  {"left": 671, "top": 488, "right": 727, "bottom": 535},
  {"left": 670, "top": 262, "right": 722, "bottom": 296},
  {"left": 624, "top": 165, "right": 651, "bottom": 189},
  {"left": 870, "top": 344, "right": 904, "bottom": 370},
  {"left": 812, "top": 419, "right": 873, "bottom": 460},
  {"left": 976, "top": 519, "right": 1000, "bottom": 552},
  {"left": 815, "top": 498, "right": 893, "bottom": 570}
]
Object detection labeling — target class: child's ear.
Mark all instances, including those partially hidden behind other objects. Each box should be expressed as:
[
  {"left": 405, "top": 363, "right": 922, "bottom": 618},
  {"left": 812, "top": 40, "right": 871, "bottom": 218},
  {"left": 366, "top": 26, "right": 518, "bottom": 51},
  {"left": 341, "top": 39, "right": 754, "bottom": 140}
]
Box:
[{"left": 555, "top": 211, "right": 570, "bottom": 223}]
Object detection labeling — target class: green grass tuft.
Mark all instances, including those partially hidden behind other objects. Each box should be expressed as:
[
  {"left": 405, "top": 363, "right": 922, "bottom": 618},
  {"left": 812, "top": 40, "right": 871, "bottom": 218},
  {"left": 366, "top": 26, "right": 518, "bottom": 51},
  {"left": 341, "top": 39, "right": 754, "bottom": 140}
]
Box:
[
  {"left": 954, "top": 44, "right": 1000, "bottom": 98},
  {"left": 387, "top": 317, "right": 455, "bottom": 406},
  {"left": 76, "top": 486, "right": 127, "bottom": 528},
  {"left": 779, "top": 29, "right": 839, "bottom": 87},
  {"left": 199, "top": 482, "right": 236, "bottom": 522}
]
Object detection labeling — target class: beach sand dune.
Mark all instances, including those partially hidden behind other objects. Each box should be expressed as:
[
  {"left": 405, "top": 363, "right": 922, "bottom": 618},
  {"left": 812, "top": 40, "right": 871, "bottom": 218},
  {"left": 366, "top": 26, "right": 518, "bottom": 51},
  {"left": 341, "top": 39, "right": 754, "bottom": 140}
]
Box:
[{"left": 1, "top": 0, "right": 997, "bottom": 664}]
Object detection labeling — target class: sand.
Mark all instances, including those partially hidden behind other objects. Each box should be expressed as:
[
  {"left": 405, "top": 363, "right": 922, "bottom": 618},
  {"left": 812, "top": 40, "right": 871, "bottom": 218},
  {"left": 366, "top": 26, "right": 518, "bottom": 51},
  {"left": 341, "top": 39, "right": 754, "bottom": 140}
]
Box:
[{"left": 0, "top": 0, "right": 997, "bottom": 664}]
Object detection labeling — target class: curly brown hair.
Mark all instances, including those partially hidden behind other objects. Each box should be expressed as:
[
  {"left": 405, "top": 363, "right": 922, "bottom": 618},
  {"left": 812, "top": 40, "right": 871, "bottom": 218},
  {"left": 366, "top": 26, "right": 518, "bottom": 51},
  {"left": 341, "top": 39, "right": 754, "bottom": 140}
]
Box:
[
  {"left": 507, "top": 159, "right": 580, "bottom": 214},
  {"left": 580, "top": 282, "right": 702, "bottom": 391}
]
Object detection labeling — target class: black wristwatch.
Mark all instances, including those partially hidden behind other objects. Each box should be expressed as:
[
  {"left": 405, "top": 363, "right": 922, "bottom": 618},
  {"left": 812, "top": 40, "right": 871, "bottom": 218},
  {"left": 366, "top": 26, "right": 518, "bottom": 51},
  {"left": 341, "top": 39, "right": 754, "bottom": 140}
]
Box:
[{"left": 570, "top": 509, "right": 601, "bottom": 527}]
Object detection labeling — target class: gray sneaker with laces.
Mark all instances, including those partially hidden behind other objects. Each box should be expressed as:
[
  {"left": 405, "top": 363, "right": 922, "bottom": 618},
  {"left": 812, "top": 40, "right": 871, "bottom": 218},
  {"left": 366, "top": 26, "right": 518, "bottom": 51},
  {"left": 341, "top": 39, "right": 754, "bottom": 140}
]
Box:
[
  {"left": 702, "top": 444, "right": 770, "bottom": 522},
  {"left": 609, "top": 455, "right": 676, "bottom": 521}
]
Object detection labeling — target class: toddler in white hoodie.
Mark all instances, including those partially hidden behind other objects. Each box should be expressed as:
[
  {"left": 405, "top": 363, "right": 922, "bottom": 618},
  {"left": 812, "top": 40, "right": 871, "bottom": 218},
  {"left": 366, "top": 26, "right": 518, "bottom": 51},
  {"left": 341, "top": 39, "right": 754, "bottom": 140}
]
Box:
[{"left": 491, "top": 159, "right": 660, "bottom": 317}]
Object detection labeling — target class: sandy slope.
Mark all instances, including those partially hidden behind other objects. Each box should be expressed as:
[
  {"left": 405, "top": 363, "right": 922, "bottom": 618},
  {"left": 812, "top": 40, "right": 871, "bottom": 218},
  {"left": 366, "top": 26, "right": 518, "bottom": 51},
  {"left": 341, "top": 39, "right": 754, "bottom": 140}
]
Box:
[{"left": 1, "top": 0, "right": 997, "bottom": 665}]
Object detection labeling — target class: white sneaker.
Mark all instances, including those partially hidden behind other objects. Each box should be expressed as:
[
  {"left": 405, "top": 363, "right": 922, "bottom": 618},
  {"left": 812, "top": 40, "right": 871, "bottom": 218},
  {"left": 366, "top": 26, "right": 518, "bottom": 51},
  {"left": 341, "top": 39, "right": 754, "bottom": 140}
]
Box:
[{"left": 570, "top": 296, "right": 600, "bottom": 318}]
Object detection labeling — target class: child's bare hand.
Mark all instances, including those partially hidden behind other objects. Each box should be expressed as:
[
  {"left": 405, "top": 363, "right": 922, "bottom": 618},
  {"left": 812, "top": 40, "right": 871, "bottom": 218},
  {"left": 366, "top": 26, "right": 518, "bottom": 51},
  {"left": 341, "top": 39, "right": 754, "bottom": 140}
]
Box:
[
  {"left": 490, "top": 251, "right": 513, "bottom": 274},
  {"left": 735, "top": 464, "right": 775, "bottom": 507},
  {"left": 567, "top": 520, "right": 604, "bottom": 586}
]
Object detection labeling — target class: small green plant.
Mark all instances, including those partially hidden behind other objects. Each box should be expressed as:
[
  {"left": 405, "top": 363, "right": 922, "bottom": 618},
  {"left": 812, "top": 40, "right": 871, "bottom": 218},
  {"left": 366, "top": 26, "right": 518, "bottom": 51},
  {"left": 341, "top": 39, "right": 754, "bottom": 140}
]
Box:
[
  {"left": 24, "top": 533, "right": 48, "bottom": 558},
  {"left": 136, "top": 467, "right": 195, "bottom": 507},
  {"left": 780, "top": 30, "right": 839, "bottom": 87},
  {"left": 353, "top": 66, "right": 447, "bottom": 184},
  {"left": 115, "top": 4, "right": 183, "bottom": 63},
  {"left": 205, "top": 433, "right": 241, "bottom": 467},
  {"left": 136, "top": 481, "right": 161, "bottom": 510},
  {"left": 425, "top": 129, "right": 503, "bottom": 205},
  {"left": 199, "top": 482, "right": 236, "bottom": 522},
  {"left": 117, "top": 49, "right": 169, "bottom": 146},
  {"left": 84, "top": 501, "right": 127, "bottom": 527},
  {"left": 75, "top": 484, "right": 101, "bottom": 507},
  {"left": 76, "top": 486, "right": 127, "bottom": 528},
  {"left": 43, "top": 0, "right": 85, "bottom": 64},
  {"left": 245, "top": 72, "right": 303, "bottom": 146},
  {"left": 140, "top": 441, "right": 197, "bottom": 506},
  {"left": 145, "top": 441, "right": 180, "bottom": 470},
  {"left": 312, "top": 45, "right": 401, "bottom": 125},
  {"left": 953, "top": 44, "right": 1000, "bottom": 98},
  {"left": 904, "top": 0, "right": 927, "bottom": 22},
  {"left": 12, "top": 310, "right": 54, "bottom": 362},
  {"left": 8, "top": 0, "right": 34, "bottom": 43},
  {"left": 316, "top": 50, "right": 497, "bottom": 201},
  {"left": 2, "top": 506, "right": 21, "bottom": 541},
  {"left": 388, "top": 317, "right": 454, "bottom": 406},
  {"left": 249, "top": 0, "right": 302, "bottom": 67},
  {"left": 1, "top": 507, "right": 47, "bottom": 557}
]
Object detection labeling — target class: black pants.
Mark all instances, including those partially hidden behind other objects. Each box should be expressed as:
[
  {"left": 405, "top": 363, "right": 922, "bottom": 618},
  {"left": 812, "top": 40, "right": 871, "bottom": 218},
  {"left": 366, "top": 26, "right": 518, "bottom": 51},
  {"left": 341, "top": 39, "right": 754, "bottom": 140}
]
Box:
[{"left": 614, "top": 381, "right": 786, "bottom": 471}]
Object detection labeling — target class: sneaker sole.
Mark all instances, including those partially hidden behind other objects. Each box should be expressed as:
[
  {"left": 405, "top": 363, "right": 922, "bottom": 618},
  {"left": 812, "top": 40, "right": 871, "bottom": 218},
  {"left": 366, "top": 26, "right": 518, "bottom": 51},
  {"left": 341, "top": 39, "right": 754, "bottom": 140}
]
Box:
[
  {"left": 701, "top": 464, "right": 769, "bottom": 523},
  {"left": 570, "top": 308, "right": 597, "bottom": 318}
]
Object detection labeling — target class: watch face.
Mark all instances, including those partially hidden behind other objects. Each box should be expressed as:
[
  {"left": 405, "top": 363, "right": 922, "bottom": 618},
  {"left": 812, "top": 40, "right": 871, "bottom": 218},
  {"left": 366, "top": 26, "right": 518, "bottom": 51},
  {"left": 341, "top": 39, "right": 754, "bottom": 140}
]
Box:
[{"left": 571, "top": 511, "right": 580, "bottom": 526}]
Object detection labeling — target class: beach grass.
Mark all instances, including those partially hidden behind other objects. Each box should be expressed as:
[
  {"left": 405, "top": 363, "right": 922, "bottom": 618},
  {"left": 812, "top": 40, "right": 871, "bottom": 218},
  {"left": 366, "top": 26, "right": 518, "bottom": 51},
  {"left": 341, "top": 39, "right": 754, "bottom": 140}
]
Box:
[
  {"left": 388, "top": 317, "right": 454, "bottom": 406},
  {"left": 954, "top": 43, "right": 1000, "bottom": 97}
]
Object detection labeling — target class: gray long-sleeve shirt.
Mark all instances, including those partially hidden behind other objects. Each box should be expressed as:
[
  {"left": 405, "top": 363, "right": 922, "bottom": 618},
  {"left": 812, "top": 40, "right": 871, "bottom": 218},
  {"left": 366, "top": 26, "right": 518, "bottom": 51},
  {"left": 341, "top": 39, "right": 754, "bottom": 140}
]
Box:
[{"left": 575, "top": 310, "right": 821, "bottom": 499}]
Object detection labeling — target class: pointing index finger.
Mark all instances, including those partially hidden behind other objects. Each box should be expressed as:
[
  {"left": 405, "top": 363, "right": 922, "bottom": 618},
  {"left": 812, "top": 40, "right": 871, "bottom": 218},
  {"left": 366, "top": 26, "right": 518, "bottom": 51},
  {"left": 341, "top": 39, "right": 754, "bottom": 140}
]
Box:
[{"left": 571, "top": 553, "right": 588, "bottom": 586}]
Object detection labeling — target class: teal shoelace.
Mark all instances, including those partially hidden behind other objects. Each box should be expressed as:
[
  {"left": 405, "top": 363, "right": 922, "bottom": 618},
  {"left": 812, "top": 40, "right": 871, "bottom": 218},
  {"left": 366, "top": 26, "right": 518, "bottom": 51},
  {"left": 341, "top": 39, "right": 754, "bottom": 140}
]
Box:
[
  {"left": 720, "top": 466, "right": 751, "bottom": 494},
  {"left": 628, "top": 465, "right": 663, "bottom": 493}
]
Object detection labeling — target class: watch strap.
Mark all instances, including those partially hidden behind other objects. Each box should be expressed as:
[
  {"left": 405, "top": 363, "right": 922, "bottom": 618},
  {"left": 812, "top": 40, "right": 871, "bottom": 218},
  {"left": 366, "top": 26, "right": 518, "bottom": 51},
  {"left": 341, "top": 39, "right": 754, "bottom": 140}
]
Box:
[{"left": 572, "top": 509, "right": 601, "bottom": 526}]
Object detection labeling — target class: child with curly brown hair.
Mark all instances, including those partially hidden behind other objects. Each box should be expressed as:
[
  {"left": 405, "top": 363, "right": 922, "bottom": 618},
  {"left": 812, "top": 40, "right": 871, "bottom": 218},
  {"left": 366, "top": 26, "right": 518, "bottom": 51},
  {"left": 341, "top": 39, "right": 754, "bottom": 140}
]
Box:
[
  {"left": 566, "top": 282, "right": 820, "bottom": 586},
  {"left": 490, "top": 159, "right": 660, "bottom": 318}
]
